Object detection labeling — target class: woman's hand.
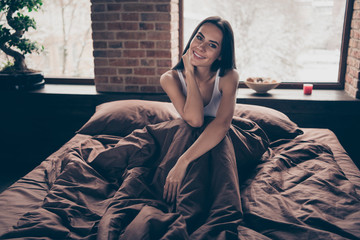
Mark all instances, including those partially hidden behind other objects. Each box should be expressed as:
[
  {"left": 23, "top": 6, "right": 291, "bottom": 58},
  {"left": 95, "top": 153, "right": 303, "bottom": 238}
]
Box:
[
  {"left": 163, "top": 161, "right": 188, "bottom": 203},
  {"left": 182, "top": 50, "right": 195, "bottom": 77}
]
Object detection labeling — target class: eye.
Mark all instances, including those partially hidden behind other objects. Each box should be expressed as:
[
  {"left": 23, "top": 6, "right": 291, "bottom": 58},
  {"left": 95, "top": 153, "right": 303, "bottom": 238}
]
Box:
[
  {"left": 196, "top": 35, "right": 203, "bottom": 41},
  {"left": 209, "top": 43, "right": 217, "bottom": 49}
]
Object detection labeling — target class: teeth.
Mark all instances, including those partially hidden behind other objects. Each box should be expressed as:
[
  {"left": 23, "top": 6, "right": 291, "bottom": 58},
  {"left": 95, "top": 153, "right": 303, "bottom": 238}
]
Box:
[{"left": 194, "top": 51, "right": 205, "bottom": 59}]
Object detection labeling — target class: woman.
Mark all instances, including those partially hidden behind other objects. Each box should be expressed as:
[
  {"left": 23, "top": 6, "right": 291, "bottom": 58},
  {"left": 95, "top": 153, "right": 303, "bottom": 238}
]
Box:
[{"left": 160, "top": 16, "right": 239, "bottom": 203}]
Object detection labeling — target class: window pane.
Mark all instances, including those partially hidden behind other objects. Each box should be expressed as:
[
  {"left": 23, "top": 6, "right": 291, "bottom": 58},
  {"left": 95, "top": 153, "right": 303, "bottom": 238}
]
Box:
[
  {"left": 0, "top": 0, "right": 94, "bottom": 78},
  {"left": 183, "top": 0, "right": 346, "bottom": 83}
]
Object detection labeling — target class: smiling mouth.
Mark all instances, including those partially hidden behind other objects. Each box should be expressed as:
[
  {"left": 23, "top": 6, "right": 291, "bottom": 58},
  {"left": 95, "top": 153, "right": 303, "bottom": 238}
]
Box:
[{"left": 193, "top": 51, "right": 205, "bottom": 59}]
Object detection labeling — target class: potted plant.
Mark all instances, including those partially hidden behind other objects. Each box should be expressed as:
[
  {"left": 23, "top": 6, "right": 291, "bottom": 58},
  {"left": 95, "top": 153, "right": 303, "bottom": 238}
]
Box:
[{"left": 0, "top": 0, "right": 44, "bottom": 90}]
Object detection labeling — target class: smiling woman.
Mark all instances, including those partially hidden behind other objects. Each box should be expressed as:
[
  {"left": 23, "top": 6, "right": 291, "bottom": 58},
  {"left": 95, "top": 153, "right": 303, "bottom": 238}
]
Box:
[
  {"left": 0, "top": 0, "right": 94, "bottom": 79},
  {"left": 187, "top": 23, "right": 223, "bottom": 71},
  {"left": 160, "top": 16, "right": 239, "bottom": 203}
]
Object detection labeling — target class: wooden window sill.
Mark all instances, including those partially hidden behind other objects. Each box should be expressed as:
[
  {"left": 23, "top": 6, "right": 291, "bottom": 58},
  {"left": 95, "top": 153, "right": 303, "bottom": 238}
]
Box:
[{"left": 13, "top": 83, "right": 359, "bottom": 103}]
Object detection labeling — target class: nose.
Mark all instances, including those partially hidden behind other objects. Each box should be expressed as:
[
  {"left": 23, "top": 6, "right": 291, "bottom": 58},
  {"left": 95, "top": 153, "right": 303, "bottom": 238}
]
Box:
[{"left": 197, "top": 42, "right": 206, "bottom": 52}]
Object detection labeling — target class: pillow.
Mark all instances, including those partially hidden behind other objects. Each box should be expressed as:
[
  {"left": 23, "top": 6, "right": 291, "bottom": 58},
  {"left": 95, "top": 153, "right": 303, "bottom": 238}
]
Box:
[
  {"left": 77, "top": 100, "right": 179, "bottom": 136},
  {"left": 78, "top": 99, "right": 302, "bottom": 141},
  {"left": 234, "top": 104, "right": 303, "bottom": 142}
]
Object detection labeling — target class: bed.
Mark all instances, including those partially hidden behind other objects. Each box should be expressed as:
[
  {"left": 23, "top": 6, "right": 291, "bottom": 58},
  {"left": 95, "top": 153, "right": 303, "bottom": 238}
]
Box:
[{"left": 0, "top": 99, "right": 359, "bottom": 239}]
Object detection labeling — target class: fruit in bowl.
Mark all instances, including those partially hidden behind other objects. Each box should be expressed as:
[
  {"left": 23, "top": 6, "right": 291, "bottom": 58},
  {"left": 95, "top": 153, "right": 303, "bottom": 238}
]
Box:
[{"left": 244, "top": 77, "right": 280, "bottom": 93}]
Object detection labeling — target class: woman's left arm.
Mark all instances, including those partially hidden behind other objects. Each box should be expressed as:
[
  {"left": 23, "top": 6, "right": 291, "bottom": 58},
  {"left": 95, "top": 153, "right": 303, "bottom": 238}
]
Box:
[{"left": 163, "top": 70, "right": 239, "bottom": 202}]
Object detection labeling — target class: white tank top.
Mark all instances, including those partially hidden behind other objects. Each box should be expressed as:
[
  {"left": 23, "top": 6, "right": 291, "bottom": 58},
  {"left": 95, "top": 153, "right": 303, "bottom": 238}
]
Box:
[{"left": 177, "top": 69, "right": 222, "bottom": 117}]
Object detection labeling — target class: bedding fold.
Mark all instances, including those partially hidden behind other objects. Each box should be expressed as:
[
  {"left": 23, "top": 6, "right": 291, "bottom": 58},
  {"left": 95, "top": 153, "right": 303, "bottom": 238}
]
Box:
[
  {"left": 241, "top": 139, "right": 360, "bottom": 239},
  {"left": 0, "top": 117, "right": 269, "bottom": 239}
]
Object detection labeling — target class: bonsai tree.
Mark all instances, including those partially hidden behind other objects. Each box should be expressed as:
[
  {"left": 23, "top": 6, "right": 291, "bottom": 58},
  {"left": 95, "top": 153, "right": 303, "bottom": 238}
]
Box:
[{"left": 0, "top": 0, "right": 43, "bottom": 74}]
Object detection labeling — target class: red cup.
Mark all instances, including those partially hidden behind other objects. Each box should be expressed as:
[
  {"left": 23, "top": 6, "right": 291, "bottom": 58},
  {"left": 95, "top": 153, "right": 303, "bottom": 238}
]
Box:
[{"left": 303, "top": 84, "right": 313, "bottom": 95}]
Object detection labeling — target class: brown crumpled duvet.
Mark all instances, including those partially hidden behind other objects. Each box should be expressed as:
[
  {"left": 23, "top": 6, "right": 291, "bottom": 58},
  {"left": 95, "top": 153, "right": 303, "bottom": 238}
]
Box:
[{"left": 1, "top": 118, "right": 360, "bottom": 239}]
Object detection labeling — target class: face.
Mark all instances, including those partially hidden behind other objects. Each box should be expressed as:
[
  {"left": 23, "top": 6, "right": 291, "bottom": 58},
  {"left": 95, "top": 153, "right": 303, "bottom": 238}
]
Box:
[{"left": 188, "top": 22, "right": 223, "bottom": 68}]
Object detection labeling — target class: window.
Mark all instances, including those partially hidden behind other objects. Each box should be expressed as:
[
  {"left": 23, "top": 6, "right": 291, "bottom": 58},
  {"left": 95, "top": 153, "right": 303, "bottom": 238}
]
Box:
[
  {"left": 0, "top": 0, "right": 94, "bottom": 80},
  {"left": 183, "top": 0, "right": 347, "bottom": 86}
]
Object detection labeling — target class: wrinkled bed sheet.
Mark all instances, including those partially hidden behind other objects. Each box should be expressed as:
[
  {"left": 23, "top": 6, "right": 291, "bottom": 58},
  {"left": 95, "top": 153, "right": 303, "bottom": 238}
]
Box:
[
  {"left": 0, "top": 119, "right": 360, "bottom": 239},
  {"left": 240, "top": 137, "right": 360, "bottom": 239},
  {"left": 0, "top": 117, "right": 268, "bottom": 239}
]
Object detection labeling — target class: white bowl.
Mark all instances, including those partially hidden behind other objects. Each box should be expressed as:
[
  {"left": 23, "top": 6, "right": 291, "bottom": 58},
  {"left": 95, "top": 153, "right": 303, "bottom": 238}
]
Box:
[{"left": 244, "top": 77, "right": 280, "bottom": 93}]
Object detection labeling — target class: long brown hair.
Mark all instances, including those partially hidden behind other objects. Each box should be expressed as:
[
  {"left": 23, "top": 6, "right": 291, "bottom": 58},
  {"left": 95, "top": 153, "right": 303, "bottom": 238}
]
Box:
[{"left": 173, "top": 16, "right": 236, "bottom": 76}]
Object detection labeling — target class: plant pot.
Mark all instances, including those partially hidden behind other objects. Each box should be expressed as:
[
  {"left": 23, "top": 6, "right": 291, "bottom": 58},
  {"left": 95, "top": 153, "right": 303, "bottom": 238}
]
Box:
[{"left": 0, "top": 71, "right": 45, "bottom": 91}]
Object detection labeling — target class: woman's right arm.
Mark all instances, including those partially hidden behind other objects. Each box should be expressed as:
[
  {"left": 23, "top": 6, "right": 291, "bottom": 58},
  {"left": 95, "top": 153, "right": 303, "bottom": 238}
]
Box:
[{"left": 160, "top": 52, "right": 204, "bottom": 127}]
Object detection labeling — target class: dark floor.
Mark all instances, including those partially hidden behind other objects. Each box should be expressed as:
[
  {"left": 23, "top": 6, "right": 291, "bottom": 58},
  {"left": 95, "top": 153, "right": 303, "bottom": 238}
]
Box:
[
  {"left": 0, "top": 174, "right": 22, "bottom": 193},
  {"left": 0, "top": 143, "right": 61, "bottom": 194}
]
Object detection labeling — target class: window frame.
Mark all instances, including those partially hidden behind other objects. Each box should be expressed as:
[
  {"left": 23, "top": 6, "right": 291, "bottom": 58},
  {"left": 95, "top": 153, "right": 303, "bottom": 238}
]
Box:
[
  {"left": 179, "top": 0, "right": 353, "bottom": 90},
  {"left": 48, "top": 0, "right": 352, "bottom": 88}
]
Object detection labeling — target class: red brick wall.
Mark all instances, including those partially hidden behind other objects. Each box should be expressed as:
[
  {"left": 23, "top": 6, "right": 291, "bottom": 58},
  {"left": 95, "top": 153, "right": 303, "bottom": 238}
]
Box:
[
  {"left": 346, "top": 0, "right": 360, "bottom": 99},
  {"left": 90, "top": 0, "right": 180, "bottom": 93}
]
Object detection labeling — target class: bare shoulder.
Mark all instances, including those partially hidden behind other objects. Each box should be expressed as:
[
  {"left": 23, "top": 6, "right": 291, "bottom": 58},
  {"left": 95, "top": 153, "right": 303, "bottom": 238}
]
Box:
[
  {"left": 160, "top": 69, "right": 179, "bottom": 86},
  {"left": 160, "top": 69, "right": 183, "bottom": 94},
  {"left": 219, "top": 69, "right": 239, "bottom": 90}
]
